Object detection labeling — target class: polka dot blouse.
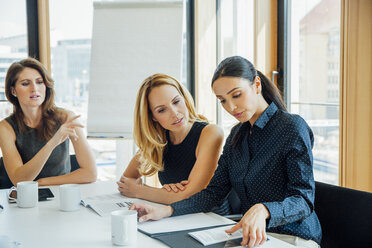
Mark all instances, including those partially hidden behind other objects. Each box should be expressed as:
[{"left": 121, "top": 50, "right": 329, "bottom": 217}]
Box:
[{"left": 171, "top": 102, "right": 322, "bottom": 244}]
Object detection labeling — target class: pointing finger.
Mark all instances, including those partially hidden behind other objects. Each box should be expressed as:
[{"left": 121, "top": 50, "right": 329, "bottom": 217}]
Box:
[
  {"left": 225, "top": 222, "right": 241, "bottom": 234},
  {"left": 67, "top": 115, "right": 81, "bottom": 123}
]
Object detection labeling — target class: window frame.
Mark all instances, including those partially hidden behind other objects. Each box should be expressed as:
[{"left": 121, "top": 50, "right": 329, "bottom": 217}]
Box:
[
  {"left": 277, "top": 0, "right": 342, "bottom": 185},
  {"left": 26, "top": 0, "right": 40, "bottom": 60}
]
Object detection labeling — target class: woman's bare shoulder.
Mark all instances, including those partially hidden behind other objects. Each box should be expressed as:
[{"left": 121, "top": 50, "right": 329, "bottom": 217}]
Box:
[{"left": 199, "top": 123, "right": 224, "bottom": 142}]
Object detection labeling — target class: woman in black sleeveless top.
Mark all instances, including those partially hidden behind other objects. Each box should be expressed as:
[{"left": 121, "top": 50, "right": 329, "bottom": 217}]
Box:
[
  {"left": 117, "top": 73, "right": 226, "bottom": 210},
  {"left": 0, "top": 58, "right": 96, "bottom": 187}
]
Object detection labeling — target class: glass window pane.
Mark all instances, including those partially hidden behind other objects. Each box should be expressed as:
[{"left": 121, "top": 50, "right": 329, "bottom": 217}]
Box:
[
  {"left": 217, "top": 0, "right": 254, "bottom": 136},
  {"left": 289, "top": 0, "right": 340, "bottom": 185},
  {"left": 49, "top": 0, "right": 187, "bottom": 182},
  {"left": 49, "top": 0, "right": 118, "bottom": 180},
  {"left": 0, "top": 0, "right": 28, "bottom": 118}
]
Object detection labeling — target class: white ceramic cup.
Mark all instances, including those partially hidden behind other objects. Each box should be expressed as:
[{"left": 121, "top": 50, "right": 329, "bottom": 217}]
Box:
[
  {"left": 111, "top": 210, "right": 137, "bottom": 246},
  {"left": 59, "top": 184, "right": 81, "bottom": 212},
  {"left": 17, "top": 181, "right": 38, "bottom": 208}
]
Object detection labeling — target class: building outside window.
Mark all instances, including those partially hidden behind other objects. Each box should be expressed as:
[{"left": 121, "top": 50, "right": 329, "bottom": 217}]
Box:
[
  {"left": 49, "top": 0, "right": 187, "bottom": 181},
  {"left": 0, "top": 0, "right": 341, "bottom": 185},
  {"left": 289, "top": 0, "right": 340, "bottom": 185},
  {"left": 49, "top": 0, "right": 116, "bottom": 180},
  {"left": 0, "top": 0, "right": 28, "bottom": 120}
]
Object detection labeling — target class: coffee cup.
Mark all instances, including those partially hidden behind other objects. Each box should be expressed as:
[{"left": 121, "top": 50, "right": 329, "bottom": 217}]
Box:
[
  {"left": 111, "top": 210, "right": 137, "bottom": 246},
  {"left": 59, "top": 184, "right": 81, "bottom": 212},
  {"left": 16, "top": 181, "right": 38, "bottom": 208}
]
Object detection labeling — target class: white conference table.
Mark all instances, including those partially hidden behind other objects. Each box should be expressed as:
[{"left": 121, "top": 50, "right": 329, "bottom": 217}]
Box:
[
  {"left": 0, "top": 180, "right": 295, "bottom": 248},
  {"left": 0, "top": 180, "right": 167, "bottom": 248}
]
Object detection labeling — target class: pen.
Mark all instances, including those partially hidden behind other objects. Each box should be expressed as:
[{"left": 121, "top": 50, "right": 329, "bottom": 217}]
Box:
[{"left": 0, "top": 204, "right": 3, "bottom": 213}]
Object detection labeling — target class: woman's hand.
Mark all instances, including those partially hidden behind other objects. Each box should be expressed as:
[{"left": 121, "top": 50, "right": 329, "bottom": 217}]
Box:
[
  {"left": 225, "top": 204, "right": 270, "bottom": 248},
  {"left": 50, "top": 115, "right": 84, "bottom": 148},
  {"left": 117, "top": 176, "right": 143, "bottom": 198},
  {"left": 162, "top": 180, "right": 189, "bottom": 193},
  {"left": 129, "top": 203, "right": 173, "bottom": 222}
]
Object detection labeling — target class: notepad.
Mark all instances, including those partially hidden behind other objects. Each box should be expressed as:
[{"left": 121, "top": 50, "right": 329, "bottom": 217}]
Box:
[{"left": 138, "top": 212, "right": 236, "bottom": 236}]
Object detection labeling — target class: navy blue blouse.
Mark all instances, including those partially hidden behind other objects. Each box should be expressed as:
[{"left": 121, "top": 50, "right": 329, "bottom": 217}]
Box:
[{"left": 171, "top": 103, "right": 322, "bottom": 244}]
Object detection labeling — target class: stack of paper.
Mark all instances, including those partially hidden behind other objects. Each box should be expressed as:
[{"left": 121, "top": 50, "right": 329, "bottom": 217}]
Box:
[
  {"left": 189, "top": 224, "right": 242, "bottom": 246},
  {"left": 138, "top": 212, "right": 235, "bottom": 236}
]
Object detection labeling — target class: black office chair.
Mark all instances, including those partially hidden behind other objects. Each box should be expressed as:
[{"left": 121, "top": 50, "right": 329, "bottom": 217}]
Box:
[
  {"left": 0, "top": 157, "right": 13, "bottom": 189},
  {"left": 223, "top": 182, "right": 372, "bottom": 247},
  {"left": 69, "top": 154, "right": 80, "bottom": 172},
  {"left": 314, "top": 181, "right": 372, "bottom": 248},
  {"left": 0, "top": 155, "right": 80, "bottom": 189},
  {"left": 223, "top": 188, "right": 243, "bottom": 221}
]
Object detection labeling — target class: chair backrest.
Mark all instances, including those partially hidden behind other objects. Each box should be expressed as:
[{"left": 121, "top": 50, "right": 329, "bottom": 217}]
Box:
[
  {"left": 0, "top": 155, "right": 80, "bottom": 189},
  {"left": 315, "top": 181, "right": 372, "bottom": 248},
  {"left": 227, "top": 188, "right": 241, "bottom": 215},
  {"left": 69, "top": 154, "right": 80, "bottom": 172},
  {"left": 223, "top": 188, "right": 243, "bottom": 221},
  {"left": 0, "top": 157, "right": 13, "bottom": 189}
]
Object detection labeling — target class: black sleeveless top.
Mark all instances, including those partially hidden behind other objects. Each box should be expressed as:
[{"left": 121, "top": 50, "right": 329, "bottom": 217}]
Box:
[
  {"left": 5, "top": 115, "right": 70, "bottom": 181},
  {"left": 158, "top": 121, "right": 231, "bottom": 215},
  {"left": 158, "top": 121, "right": 207, "bottom": 185}
]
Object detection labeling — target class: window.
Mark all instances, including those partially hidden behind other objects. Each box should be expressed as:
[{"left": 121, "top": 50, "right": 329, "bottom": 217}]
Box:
[
  {"left": 0, "top": 0, "right": 28, "bottom": 119},
  {"left": 216, "top": 0, "right": 255, "bottom": 136},
  {"left": 287, "top": 0, "right": 340, "bottom": 185},
  {"left": 49, "top": 0, "right": 117, "bottom": 180},
  {"left": 49, "top": 0, "right": 188, "bottom": 182}
]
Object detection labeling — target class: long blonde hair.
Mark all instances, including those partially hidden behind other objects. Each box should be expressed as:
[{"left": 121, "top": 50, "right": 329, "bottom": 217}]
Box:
[{"left": 134, "top": 73, "right": 207, "bottom": 176}]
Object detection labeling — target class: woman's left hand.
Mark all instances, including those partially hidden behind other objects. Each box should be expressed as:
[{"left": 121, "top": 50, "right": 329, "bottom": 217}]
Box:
[
  {"left": 117, "top": 176, "right": 143, "bottom": 198},
  {"left": 225, "top": 203, "right": 270, "bottom": 248},
  {"left": 162, "top": 180, "right": 189, "bottom": 192}
]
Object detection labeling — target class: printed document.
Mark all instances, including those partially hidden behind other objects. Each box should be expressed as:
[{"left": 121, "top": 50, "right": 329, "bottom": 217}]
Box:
[
  {"left": 80, "top": 193, "right": 132, "bottom": 216},
  {"left": 189, "top": 224, "right": 242, "bottom": 246},
  {"left": 138, "top": 212, "right": 235, "bottom": 236}
]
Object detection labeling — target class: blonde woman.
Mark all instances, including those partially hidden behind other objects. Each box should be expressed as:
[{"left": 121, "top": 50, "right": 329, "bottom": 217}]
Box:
[
  {"left": 117, "top": 73, "right": 228, "bottom": 213},
  {"left": 0, "top": 58, "right": 96, "bottom": 187}
]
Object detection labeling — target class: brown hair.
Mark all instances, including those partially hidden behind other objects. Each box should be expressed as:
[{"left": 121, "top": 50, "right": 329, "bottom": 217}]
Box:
[{"left": 5, "top": 58, "right": 66, "bottom": 140}]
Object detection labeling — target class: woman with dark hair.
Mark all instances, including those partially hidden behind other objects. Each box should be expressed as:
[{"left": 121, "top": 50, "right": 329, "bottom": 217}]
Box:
[
  {"left": 129, "top": 56, "right": 321, "bottom": 248},
  {"left": 0, "top": 58, "right": 96, "bottom": 186}
]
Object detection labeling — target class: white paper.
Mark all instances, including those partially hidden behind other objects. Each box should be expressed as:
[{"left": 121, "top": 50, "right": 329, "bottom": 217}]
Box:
[
  {"left": 189, "top": 224, "right": 242, "bottom": 246},
  {"left": 80, "top": 193, "right": 132, "bottom": 217},
  {"left": 138, "top": 212, "right": 235, "bottom": 235}
]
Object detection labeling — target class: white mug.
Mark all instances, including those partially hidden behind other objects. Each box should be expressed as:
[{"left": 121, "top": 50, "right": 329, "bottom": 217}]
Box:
[
  {"left": 17, "top": 181, "right": 38, "bottom": 208},
  {"left": 111, "top": 210, "right": 137, "bottom": 246},
  {"left": 59, "top": 184, "right": 81, "bottom": 212}
]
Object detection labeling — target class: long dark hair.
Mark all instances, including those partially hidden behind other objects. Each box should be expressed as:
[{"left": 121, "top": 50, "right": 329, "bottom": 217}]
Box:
[
  {"left": 5, "top": 58, "right": 65, "bottom": 140},
  {"left": 211, "top": 56, "right": 287, "bottom": 148}
]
